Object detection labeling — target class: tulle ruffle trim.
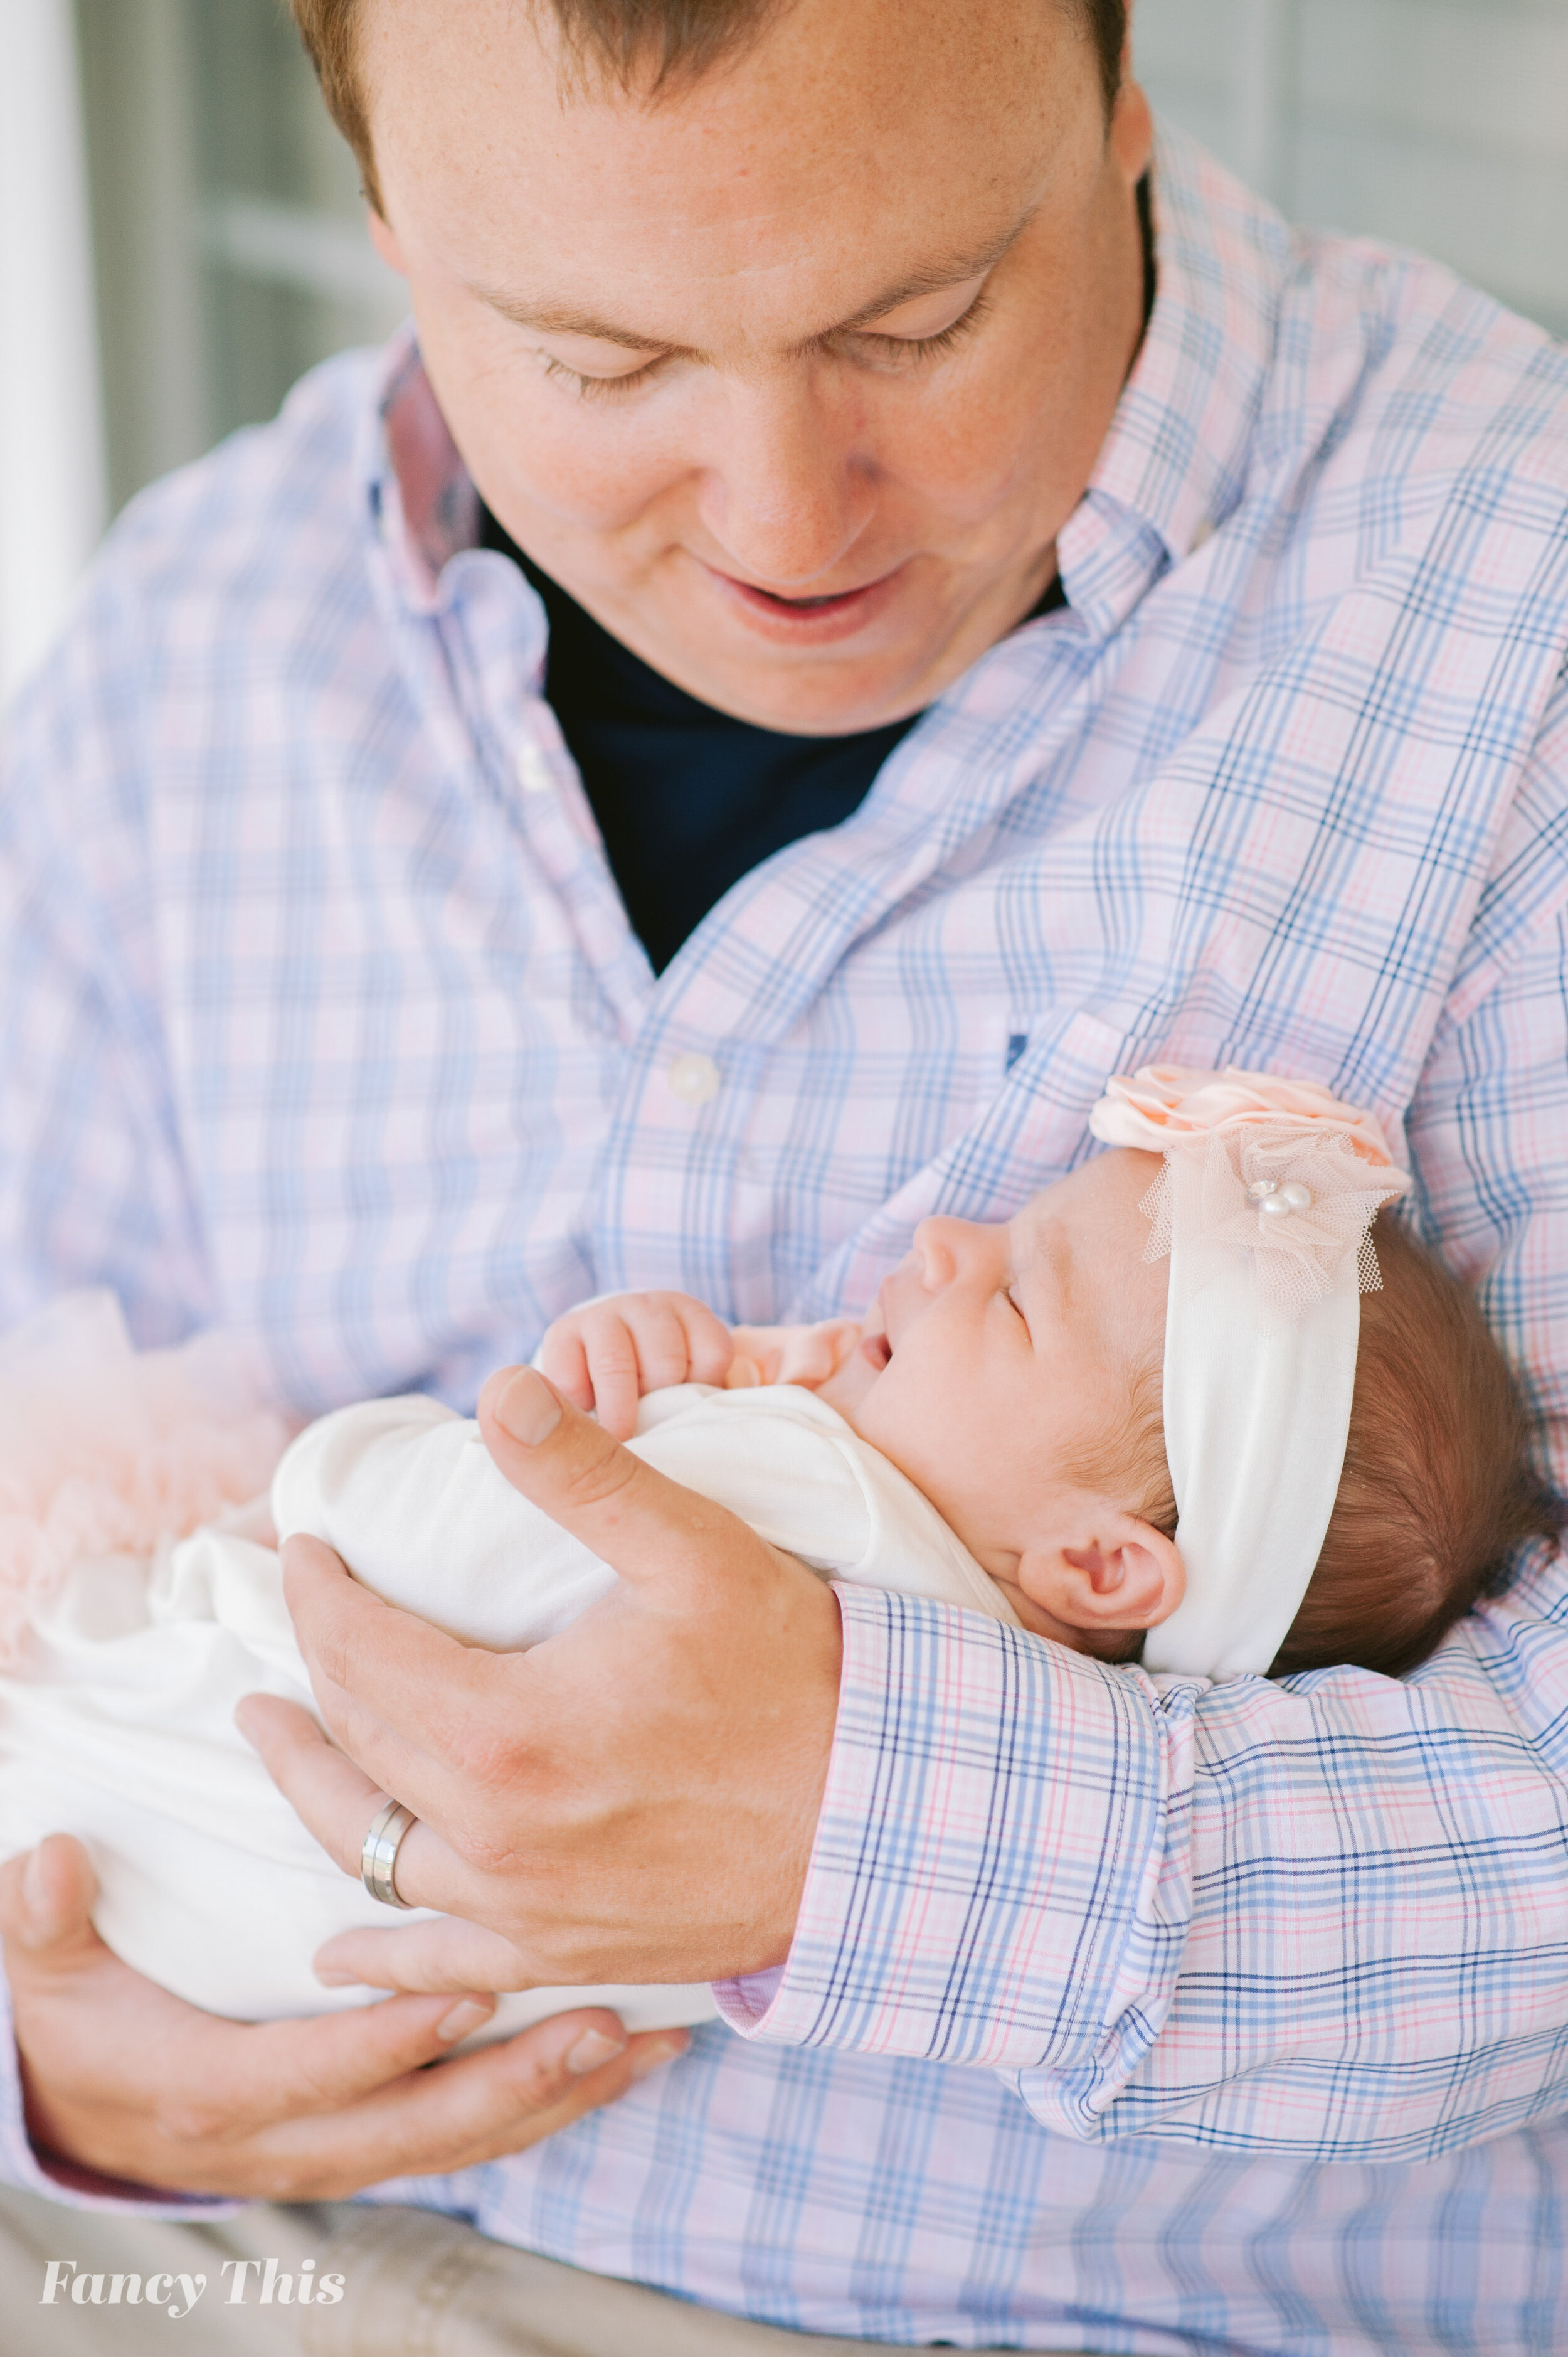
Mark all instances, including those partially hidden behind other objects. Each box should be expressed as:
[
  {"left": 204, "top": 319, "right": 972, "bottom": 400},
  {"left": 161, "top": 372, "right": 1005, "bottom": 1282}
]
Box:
[{"left": 0, "top": 1293, "right": 294, "bottom": 1663}]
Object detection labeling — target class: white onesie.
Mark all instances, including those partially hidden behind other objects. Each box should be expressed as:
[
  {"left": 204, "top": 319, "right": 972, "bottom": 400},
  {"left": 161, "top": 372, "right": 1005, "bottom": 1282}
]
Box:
[{"left": 0, "top": 1382, "right": 1014, "bottom": 2039}]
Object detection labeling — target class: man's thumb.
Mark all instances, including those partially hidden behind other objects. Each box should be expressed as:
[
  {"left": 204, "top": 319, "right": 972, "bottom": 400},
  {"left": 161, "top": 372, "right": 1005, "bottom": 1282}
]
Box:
[
  {"left": 0, "top": 1834, "right": 102, "bottom": 1959},
  {"left": 477, "top": 1365, "right": 736, "bottom": 1590},
  {"left": 482, "top": 1365, "right": 564, "bottom": 1449}
]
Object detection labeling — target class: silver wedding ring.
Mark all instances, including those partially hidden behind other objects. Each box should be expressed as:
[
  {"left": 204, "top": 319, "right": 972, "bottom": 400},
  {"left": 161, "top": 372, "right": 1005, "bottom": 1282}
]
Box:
[{"left": 360, "top": 1793, "right": 418, "bottom": 1909}]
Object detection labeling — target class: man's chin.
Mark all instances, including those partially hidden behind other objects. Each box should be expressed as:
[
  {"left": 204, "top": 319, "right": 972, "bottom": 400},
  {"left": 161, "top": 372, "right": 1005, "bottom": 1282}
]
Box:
[{"left": 650, "top": 632, "right": 941, "bottom": 737}]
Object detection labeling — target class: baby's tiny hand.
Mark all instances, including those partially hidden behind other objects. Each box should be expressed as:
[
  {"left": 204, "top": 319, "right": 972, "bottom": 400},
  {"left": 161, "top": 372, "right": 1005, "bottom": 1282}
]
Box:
[
  {"left": 537, "top": 1292, "right": 736, "bottom": 1440},
  {"left": 726, "top": 1318, "right": 865, "bottom": 1394}
]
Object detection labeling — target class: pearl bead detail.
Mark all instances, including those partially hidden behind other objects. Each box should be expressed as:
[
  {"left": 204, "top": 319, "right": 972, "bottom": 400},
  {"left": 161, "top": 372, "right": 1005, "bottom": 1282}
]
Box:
[{"left": 1259, "top": 1179, "right": 1313, "bottom": 1218}]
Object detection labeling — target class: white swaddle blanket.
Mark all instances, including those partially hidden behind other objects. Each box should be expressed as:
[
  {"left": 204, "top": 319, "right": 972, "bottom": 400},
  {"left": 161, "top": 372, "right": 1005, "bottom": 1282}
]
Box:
[{"left": 0, "top": 1358, "right": 1014, "bottom": 2038}]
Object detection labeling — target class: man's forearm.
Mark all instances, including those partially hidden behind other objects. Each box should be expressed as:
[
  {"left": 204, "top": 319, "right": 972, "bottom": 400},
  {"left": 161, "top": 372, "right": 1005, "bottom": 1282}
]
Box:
[
  {"left": 714, "top": 1579, "right": 1568, "bottom": 2161},
  {"left": 715, "top": 1587, "right": 1182, "bottom": 2090}
]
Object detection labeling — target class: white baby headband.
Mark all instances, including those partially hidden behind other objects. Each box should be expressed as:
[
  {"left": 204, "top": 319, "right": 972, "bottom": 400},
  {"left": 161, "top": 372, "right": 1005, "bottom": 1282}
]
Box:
[{"left": 1088, "top": 1067, "right": 1412, "bottom": 1680}]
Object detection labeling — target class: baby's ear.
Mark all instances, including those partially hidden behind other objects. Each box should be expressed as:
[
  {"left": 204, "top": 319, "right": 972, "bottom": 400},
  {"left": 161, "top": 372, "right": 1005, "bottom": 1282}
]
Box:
[{"left": 1016, "top": 1511, "right": 1185, "bottom": 1635}]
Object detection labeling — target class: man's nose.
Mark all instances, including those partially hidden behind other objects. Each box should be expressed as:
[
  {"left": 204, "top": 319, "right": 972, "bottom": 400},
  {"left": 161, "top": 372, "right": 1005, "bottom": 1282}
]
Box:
[{"left": 694, "top": 374, "right": 875, "bottom": 588}]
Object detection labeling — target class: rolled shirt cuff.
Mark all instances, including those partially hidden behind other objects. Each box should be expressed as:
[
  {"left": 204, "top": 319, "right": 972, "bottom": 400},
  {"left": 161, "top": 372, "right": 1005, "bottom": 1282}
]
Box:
[{"left": 712, "top": 1585, "right": 1184, "bottom": 2102}]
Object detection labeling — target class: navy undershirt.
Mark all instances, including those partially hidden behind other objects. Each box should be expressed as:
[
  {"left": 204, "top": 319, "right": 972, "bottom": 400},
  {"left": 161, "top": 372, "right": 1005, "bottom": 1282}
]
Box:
[
  {"left": 479, "top": 179, "right": 1149, "bottom": 972},
  {"left": 482, "top": 514, "right": 1062, "bottom": 971}
]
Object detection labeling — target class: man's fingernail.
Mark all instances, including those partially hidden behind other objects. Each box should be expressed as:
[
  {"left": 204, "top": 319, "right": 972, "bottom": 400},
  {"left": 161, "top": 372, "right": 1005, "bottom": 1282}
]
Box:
[
  {"left": 494, "top": 1369, "right": 563, "bottom": 1447},
  {"left": 314, "top": 1967, "right": 358, "bottom": 1988},
  {"left": 436, "top": 1996, "right": 497, "bottom": 2042},
  {"left": 21, "top": 1849, "right": 46, "bottom": 1916},
  {"left": 628, "top": 2036, "right": 687, "bottom": 2080},
  {"left": 564, "top": 2027, "right": 627, "bottom": 2076}
]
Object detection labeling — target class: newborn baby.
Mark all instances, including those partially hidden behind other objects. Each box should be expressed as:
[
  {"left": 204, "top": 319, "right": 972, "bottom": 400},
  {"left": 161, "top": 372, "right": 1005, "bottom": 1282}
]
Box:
[{"left": 0, "top": 1071, "right": 1548, "bottom": 2037}]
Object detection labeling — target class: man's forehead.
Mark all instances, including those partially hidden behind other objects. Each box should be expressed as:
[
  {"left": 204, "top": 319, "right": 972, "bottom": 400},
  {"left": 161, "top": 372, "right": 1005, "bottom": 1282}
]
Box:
[{"left": 366, "top": 0, "right": 1094, "bottom": 306}]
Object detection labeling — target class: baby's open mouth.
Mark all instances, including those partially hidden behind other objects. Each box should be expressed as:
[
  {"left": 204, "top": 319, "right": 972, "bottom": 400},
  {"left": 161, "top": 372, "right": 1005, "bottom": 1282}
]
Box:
[{"left": 861, "top": 1332, "right": 893, "bottom": 1373}]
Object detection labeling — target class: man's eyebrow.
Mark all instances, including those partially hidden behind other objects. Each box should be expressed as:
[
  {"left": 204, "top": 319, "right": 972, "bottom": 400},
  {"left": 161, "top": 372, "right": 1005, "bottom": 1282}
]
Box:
[
  {"left": 472, "top": 208, "right": 1037, "bottom": 357},
  {"left": 826, "top": 214, "right": 1034, "bottom": 337},
  {"left": 475, "top": 292, "right": 689, "bottom": 351}
]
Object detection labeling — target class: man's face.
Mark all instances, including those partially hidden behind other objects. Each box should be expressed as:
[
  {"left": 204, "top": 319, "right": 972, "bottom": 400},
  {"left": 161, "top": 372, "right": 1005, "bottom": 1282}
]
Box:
[{"left": 364, "top": 0, "right": 1153, "bottom": 732}]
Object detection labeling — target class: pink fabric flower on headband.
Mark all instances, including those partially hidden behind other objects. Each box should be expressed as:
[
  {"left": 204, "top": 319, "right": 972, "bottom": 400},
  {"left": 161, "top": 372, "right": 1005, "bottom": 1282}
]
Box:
[
  {"left": 1088, "top": 1065, "right": 1411, "bottom": 1327},
  {"left": 1090, "top": 1065, "right": 1399, "bottom": 1171}
]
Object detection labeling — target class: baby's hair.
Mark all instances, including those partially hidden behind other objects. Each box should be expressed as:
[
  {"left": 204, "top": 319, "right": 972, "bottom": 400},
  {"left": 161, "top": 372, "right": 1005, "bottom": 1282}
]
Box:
[
  {"left": 1103, "top": 1215, "right": 1559, "bottom": 1678},
  {"left": 1273, "top": 1217, "right": 1557, "bottom": 1676}
]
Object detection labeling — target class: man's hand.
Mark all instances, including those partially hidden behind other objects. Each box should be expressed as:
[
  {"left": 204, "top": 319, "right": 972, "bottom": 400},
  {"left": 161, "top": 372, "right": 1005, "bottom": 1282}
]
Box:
[
  {"left": 2, "top": 1833, "right": 683, "bottom": 2200},
  {"left": 243, "top": 1368, "right": 844, "bottom": 1989},
  {"left": 537, "top": 1290, "right": 736, "bottom": 1439}
]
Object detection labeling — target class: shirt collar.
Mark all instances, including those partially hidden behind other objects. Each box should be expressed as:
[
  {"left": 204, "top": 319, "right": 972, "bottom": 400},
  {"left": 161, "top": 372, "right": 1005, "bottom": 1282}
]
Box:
[
  {"left": 1056, "top": 124, "right": 1290, "bottom": 637},
  {"left": 363, "top": 121, "right": 1289, "bottom": 638},
  {"left": 359, "top": 334, "right": 478, "bottom": 613}
]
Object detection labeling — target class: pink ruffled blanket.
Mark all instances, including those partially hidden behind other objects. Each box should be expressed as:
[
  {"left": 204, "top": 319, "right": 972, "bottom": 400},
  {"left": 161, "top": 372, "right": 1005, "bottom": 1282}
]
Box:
[{"left": 0, "top": 1293, "right": 295, "bottom": 1662}]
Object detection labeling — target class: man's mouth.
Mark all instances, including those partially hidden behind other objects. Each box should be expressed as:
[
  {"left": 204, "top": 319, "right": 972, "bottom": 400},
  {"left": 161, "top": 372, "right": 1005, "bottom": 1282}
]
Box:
[
  {"left": 742, "top": 583, "right": 876, "bottom": 612},
  {"left": 706, "top": 562, "right": 905, "bottom": 637}
]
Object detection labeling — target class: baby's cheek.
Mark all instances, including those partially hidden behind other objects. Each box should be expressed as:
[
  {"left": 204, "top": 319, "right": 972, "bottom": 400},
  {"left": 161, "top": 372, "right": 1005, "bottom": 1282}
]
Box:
[{"left": 852, "top": 1367, "right": 942, "bottom": 1480}]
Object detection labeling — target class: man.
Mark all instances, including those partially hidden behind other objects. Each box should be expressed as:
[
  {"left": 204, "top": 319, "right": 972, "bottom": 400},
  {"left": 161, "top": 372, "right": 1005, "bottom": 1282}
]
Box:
[{"left": 1, "top": 0, "right": 1567, "bottom": 2349}]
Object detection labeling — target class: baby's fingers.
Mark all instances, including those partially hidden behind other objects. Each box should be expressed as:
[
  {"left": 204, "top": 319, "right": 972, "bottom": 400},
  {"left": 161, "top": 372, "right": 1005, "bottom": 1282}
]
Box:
[
  {"left": 614, "top": 1297, "right": 694, "bottom": 1403},
  {"left": 773, "top": 1318, "right": 862, "bottom": 1388},
  {"left": 576, "top": 1310, "right": 643, "bottom": 1440},
  {"left": 675, "top": 1299, "right": 739, "bottom": 1388},
  {"left": 535, "top": 1323, "right": 596, "bottom": 1413},
  {"left": 538, "top": 1294, "right": 734, "bottom": 1438}
]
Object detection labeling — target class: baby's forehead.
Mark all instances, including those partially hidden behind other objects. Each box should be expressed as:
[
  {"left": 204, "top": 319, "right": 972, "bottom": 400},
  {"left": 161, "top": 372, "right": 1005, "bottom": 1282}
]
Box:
[
  {"left": 1002, "top": 1171, "right": 1094, "bottom": 1261},
  {"left": 1012, "top": 1147, "right": 1153, "bottom": 1230},
  {"left": 1009, "top": 1154, "right": 1167, "bottom": 1336}
]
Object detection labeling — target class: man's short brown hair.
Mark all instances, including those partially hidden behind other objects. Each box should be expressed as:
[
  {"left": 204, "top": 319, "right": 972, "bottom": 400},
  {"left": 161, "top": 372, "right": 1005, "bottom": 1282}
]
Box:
[{"left": 288, "top": 0, "right": 1128, "bottom": 216}]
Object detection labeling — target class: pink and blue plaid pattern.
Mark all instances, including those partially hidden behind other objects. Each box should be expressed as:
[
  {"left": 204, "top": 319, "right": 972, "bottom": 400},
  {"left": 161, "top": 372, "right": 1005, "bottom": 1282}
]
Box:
[{"left": 3, "top": 129, "right": 1568, "bottom": 2350}]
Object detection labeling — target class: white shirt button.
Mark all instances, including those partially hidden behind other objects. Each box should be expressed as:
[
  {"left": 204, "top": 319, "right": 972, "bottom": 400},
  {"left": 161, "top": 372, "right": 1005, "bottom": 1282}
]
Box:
[
  {"left": 516, "top": 741, "right": 553, "bottom": 795},
  {"left": 666, "top": 1051, "right": 721, "bottom": 1107}
]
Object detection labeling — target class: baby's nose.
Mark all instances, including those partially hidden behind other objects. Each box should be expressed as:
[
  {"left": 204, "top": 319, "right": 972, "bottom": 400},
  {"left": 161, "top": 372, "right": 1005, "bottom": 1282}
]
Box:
[{"left": 911, "top": 1216, "right": 967, "bottom": 1289}]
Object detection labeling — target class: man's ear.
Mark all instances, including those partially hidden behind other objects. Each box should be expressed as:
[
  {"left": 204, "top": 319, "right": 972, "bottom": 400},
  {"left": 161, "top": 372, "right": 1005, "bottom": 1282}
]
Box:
[
  {"left": 367, "top": 206, "right": 410, "bottom": 278},
  {"left": 1015, "top": 1511, "right": 1184, "bottom": 1636}
]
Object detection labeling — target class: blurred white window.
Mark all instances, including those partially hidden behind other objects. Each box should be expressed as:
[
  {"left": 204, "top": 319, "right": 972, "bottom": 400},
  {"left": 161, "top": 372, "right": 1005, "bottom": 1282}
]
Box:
[
  {"left": 1140, "top": 0, "right": 1568, "bottom": 338},
  {"left": 0, "top": 0, "right": 108, "bottom": 696}
]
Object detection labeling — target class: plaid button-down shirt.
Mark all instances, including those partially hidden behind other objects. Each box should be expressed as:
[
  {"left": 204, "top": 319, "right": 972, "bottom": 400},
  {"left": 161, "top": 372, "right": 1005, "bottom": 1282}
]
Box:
[{"left": 4, "top": 129, "right": 1568, "bottom": 2353}]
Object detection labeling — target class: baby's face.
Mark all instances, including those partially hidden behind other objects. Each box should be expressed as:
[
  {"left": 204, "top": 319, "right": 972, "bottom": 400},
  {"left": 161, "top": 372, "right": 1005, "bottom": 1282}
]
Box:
[{"left": 824, "top": 1149, "right": 1167, "bottom": 1587}]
